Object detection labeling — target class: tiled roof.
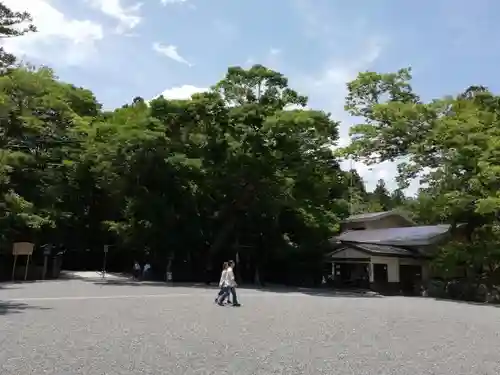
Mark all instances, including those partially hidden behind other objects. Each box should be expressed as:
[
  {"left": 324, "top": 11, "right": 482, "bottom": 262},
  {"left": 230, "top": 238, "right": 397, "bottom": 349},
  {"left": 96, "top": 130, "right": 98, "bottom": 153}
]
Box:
[
  {"left": 343, "top": 210, "right": 415, "bottom": 224},
  {"left": 345, "top": 211, "right": 391, "bottom": 221},
  {"left": 332, "top": 225, "right": 453, "bottom": 247}
]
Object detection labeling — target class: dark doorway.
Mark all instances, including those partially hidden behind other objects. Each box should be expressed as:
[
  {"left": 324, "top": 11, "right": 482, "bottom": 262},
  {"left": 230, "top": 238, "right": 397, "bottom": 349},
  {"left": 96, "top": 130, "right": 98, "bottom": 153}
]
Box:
[
  {"left": 333, "top": 262, "right": 370, "bottom": 288},
  {"left": 373, "top": 263, "right": 388, "bottom": 283},
  {"left": 399, "top": 264, "right": 422, "bottom": 294}
]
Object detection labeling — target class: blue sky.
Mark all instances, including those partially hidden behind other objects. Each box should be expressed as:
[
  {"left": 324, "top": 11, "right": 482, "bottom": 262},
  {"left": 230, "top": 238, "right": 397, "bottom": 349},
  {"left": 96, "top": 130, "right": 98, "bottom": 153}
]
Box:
[{"left": 4, "top": 0, "right": 500, "bottom": 194}]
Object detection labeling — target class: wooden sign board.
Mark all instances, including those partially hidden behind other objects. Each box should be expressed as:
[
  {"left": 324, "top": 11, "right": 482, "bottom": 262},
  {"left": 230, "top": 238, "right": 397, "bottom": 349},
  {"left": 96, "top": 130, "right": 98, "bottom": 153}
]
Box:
[{"left": 12, "top": 242, "right": 34, "bottom": 256}]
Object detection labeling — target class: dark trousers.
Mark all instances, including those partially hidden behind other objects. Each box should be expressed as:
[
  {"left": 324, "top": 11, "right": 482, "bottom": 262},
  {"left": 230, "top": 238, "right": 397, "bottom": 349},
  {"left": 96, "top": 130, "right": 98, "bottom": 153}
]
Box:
[
  {"left": 220, "top": 286, "right": 238, "bottom": 305},
  {"left": 217, "top": 286, "right": 231, "bottom": 303}
]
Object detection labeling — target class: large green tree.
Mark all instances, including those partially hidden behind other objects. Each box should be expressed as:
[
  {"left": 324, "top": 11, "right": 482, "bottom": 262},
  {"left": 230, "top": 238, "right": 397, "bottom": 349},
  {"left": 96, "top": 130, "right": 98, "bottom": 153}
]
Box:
[
  {"left": 0, "top": 64, "right": 349, "bottom": 284},
  {"left": 342, "top": 68, "right": 500, "bottom": 288},
  {"left": 0, "top": 2, "right": 36, "bottom": 69},
  {"left": 0, "top": 67, "right": 101, "bottom": 247},
  {"left": 0, "top": 3, "right": 359, "bottom": 284},
  {"left": 371, "top": 179, "right": 392, "bottom": 211}
]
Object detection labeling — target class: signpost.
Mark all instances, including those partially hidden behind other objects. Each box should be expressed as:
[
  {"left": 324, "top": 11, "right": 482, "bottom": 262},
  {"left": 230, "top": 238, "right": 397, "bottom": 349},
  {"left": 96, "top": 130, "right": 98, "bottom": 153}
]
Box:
[
  {"left": 102, "top": 245, "right": 109, "bottom": 278},
  {"left": 12, "top": 242, "right": 34, "bottom": 281},
  {"left": 42, "top": 244, "right": 52, "bottom": 280}
]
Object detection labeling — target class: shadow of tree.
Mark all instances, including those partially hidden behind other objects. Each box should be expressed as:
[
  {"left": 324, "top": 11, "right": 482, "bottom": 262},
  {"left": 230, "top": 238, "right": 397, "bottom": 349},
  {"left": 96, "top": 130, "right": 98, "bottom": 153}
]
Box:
[
  {"left": 0, "top": 301, "right": 51, "bottom": 315},
  {"left": 88, "top": 279, "right": 383, "bottom": 298},
  {"left": 428, "top": 296, "right": 500, "bottom": 308}
]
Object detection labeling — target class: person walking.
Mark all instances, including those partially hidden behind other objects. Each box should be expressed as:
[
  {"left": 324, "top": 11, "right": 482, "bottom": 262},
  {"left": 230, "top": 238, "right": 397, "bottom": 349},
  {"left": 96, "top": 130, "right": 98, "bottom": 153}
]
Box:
[
  {"left": 133, "top": 261, "right": 141, "bottom": 280},
  {"left": 143, "top": 262, "right": 151, "bottom": 280},
  {"left": 218, "top": 260, "right": 240, "bottom": 307},
  {"left": 215, "top": 262, "right": 231, "bottom": 304}
]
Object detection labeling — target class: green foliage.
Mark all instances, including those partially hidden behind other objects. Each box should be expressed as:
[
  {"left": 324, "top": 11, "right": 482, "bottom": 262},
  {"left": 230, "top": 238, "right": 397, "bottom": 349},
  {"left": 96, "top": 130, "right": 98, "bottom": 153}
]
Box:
[
  {"left": 0, "top": 1, "right": 36, "bottom": 69},
  {"left": 343, "top": 67, "right": 500, "bottom": 288},
  {"left": 0, "top": 59, "right": 358, "bottom": 282},
  {"left": 372, "top": 179, "right": 392, "bottom": 211},
  {"left": 0, "top": 66, "right": 93, "bottom": 245},
  {"left": 0, "top": 2, "right": 416, "bottom": 284}
]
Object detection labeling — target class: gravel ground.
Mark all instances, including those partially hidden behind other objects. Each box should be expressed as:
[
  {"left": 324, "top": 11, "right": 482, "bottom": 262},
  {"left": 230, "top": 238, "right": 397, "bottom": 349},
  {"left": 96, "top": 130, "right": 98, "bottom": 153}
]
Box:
[{"left": 1, "top": 280, "right": 499, "bottom": 375}]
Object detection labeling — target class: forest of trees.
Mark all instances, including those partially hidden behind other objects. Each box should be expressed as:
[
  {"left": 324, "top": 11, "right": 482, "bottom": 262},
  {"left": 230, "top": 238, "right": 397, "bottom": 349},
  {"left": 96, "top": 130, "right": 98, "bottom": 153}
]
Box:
[{"left": 1, "top": 3, "right": 499, "bottom": 290}]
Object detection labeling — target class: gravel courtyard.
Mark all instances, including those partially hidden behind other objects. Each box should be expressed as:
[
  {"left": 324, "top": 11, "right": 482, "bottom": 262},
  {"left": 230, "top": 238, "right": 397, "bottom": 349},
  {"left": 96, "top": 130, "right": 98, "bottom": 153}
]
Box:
[{"left": 1, "top": 279, "right": 499, "bottom": 375}]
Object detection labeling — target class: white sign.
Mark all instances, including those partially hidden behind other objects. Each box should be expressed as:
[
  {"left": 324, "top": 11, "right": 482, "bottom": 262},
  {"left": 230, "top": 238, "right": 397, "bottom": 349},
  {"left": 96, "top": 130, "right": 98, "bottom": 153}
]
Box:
[
  {"left": 104, "top": 245, "right": 109, "bottom": 253},
  {"left": 12, "top": 242, "right": 34, "bottom": 256}
]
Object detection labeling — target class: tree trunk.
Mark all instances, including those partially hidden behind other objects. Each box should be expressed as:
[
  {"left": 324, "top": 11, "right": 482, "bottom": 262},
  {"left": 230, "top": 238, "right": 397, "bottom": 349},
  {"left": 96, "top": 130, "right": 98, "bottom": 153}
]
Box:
[{"left": 254, "top": 267, "right": 261, "bottom": 286}]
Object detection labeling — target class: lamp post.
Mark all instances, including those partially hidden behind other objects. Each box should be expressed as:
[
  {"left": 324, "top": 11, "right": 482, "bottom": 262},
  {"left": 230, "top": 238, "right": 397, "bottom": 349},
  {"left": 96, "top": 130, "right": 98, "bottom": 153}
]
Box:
[{"left": 102, "top": 245, "right": 109, "bottom": 278}]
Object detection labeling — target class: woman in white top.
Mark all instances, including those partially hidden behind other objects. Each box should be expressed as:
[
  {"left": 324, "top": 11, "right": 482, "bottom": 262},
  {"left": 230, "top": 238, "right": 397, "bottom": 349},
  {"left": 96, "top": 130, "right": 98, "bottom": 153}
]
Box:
[
  {"left": 217, "top": 260, "right": 240, "bottom": 306},
  {"left": 133, "top": 261, "right": 141, "bottom": 280},
  {"left": 215, "top": 262, "right": 231, "bottom": 304}
]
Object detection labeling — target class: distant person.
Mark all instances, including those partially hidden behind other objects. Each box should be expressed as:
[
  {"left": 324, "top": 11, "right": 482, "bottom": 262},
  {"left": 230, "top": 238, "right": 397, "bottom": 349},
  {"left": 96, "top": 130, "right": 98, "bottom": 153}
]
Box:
[
  {"left": 218, "top": 260, "right": 240, "bottom": 307},
  {"left": 143, "top": 262, "right": 151, "bottom": 280},
  {"left": 133, "top": 261, "right": 141, "bottom": 280},
  {"left": 205, "top": 263, "right": 213, "bottom": 285},
  {"left": 215, "top": 262, "right": 231, "bottom": 304}
]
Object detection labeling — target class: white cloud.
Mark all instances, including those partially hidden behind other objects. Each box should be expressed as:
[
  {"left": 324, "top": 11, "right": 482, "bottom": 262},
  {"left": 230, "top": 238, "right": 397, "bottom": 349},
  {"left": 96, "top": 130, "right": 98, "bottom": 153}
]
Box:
[
  {"left": 86, "top": 0, "right": 142, "bottom": 34},
  {"left": 152, "top": 42, "right": 193, "bottom": 66},
  {"left": 284, "top": 104, "right": 308, "bottom": 111},
  {"left": 298, "top": 38, "right": 382, "bottom": 127},
  {"left": 157, "top": 85, "right": 208, "bottom": 100},
  {"left": 242, "top": 39, "right": 402, "bottom": 192},
  {"left": 293, "top": 38, "right": 410, "bottom": 193},
  {"left": 2, "top": 0, "right": 104, "bottom": 66},
  {"left": 161, "top": 0, "right": 196, "bottom": 10},
  {"left": 289, "top": 1, "right": 419, "bottom": 193}
]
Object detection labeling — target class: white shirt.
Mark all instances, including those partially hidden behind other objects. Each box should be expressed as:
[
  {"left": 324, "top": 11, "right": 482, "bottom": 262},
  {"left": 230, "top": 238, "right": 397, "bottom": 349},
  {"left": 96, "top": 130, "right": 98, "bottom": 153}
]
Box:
[
  {"left": 226, "top": 267, "right": 236, "bottom": 287},
  {"left": 144, "top": 264, "right": 151, "bottom": 272},
  {"left": 219, "top": 269, "right": 228, "bottom": 287}
]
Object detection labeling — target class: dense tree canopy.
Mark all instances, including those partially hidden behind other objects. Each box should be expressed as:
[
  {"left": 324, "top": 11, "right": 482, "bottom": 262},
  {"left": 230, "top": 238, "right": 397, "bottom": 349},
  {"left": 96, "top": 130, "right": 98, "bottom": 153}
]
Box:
[
  {"left": 343, "top": 68, "right": 500, "bottom": 288},
  {"left": 0, "top": 2, "right": 36, "bottom": 69},
  {"left": 0, "top": 54, "right": 357, "bottom": 284},
  {"left": 3, "top": 2, "right": 499, "bottom": 294}
]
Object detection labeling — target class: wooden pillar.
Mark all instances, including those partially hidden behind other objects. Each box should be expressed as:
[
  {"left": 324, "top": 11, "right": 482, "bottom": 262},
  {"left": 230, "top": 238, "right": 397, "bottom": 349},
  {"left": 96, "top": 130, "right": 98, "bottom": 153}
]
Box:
[
  {"left": 390, "top": 259, "right": 400, "bottom": 283},
  {"left": 369, "top": 262, "right": 374, "bottom": 283},
  {"left": 42, "top": 256, "right": 48, "bottom": 280},
  {"left": 24, "top": 255, "right": 30, "bottom": 281},
  {"left": 11, "top": 255, "right": 18, "bottom": 281}
]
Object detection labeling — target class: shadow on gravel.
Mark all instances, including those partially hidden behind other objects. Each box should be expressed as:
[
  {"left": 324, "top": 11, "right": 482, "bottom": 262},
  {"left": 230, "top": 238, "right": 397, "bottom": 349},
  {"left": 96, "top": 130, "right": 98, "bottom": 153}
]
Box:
[
  {"left": 428, "top": 297, "right": 500, "bottom": 308},
  {"left": 88, "top": 279, "right": 382, "bottom": 298},
  {"left": 0, "top": 281, "right": 38, "bottom": 290},
  {"left": 400, "top": 295, "right": 500, "bottom": 308},
  {"left": 0, "top": 301, "right": 51, "bottom": 315},
  {"left": 0, "top": 279, "right": 67, "bottom": 289},
  {"left": 0, "top": 284, "right": 15, "bottom": 289}
]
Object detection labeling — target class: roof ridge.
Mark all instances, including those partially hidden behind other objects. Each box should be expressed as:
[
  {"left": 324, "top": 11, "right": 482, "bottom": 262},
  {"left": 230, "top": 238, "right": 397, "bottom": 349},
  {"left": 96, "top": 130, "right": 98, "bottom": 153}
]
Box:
[{"left": 334, "top": 224, "right": 453, "bottom": 247}]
